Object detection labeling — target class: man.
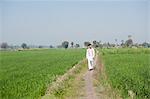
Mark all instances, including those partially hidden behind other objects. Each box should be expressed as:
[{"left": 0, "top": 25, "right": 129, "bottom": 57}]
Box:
[{"left": 86, "top": 44, "right": 95, "bottom": 71}]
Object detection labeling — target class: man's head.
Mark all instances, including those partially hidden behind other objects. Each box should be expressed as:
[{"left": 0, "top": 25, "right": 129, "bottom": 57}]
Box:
[{"left": 87, "top": 44, "right": 92, "bottom": 49}]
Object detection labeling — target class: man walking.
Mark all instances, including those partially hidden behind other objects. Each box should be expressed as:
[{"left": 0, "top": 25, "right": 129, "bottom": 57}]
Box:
[{"left": 86, "top": 44, "right": 95, "bottom": 71}]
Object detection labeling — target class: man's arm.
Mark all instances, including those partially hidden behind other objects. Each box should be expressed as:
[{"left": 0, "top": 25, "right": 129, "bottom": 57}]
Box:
[
  {"left": 93, "top": 48, "right": 95, "bottom": 58},
  {"left": 86, "top": 49, "right": 88, "bottom": 59}
]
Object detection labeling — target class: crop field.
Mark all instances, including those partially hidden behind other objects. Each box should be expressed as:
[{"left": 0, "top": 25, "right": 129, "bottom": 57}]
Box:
[
  {"left": 100, "top": 48, "right": 150, "bottom": 99},
  {"left": 0, "top": 49, "right": 85, "bottom": 98}
]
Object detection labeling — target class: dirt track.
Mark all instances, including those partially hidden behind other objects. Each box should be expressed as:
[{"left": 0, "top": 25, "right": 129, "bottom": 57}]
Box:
[
  {"left": 83, "top": 70, "right": 97, "bottom": 99},
  {"left": 43, "top": 52, "right": 121, "bottom": 99}
]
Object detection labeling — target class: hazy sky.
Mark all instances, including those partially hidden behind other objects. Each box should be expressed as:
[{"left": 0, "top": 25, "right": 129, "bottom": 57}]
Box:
[{"left": 0, "top": 0, "right": 149, "bottom": 46}]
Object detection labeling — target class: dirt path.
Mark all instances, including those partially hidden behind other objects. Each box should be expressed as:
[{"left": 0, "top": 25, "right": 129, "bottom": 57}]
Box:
[
  {"left": 83, "top": 70, "right": 97, "bottom": 99},
  {"left": 82, "top": 52, "right": 101, "bottom": 99},
  {"left": 43, "top": 52, "right": 121, "bottom": 99},
  {"left": 62, "top": 53, "right": 102, "bottom": 99}
]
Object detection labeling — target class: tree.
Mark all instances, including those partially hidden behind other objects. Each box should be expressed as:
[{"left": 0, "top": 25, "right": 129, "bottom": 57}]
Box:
[
  {"left": 93, "top": 40, "right": 97, "bottom": 45},
  {"left": 142, "top": 42, "right": 150, "bottom": 48},
  {"left": 121, "top": 40, "right": 125, "bottom": 47},
  {"left": 125, "top": 39, "right": 133, "bottom": 47},
  {"left": 115, "top": 39, "right": 118, "bottom": 47},
  {"left": 38, "top": 45, "right": 43, "bottom": 48},
  {"left": 21, "top": 43, "right": 27, "bottom": 49},
  {"left": 125, "top": 35, "right": 133, "bottom": 47},
  {"left": 84, "top": 42, "right": 90, "bottom": 47},
  {"left": 62, "top": 41, "right": 69, "bottom": 49},
  {"left": 71, "top": 42, "right": 74, "bottom": 48},
  {"left": 93, "top": 40, "right": 99, "bottom": 48},
  {"left": 49, "top": 45, "right": 54, "bottom": 48},
  {"left": 107, "top": 42, "right": 111, "bottom": 48},
  {"left": 97, "top": 41, "right": 103, "bottom": 48},
  {"left": 75, "top": 44, "right": 80, "bottom": 48},
  {"left": 1, "top": 42, "right": 8, "bottom": 49}
]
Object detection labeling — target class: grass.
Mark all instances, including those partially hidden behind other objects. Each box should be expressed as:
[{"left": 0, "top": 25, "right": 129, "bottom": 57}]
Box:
[
  {"left": 100, "top": 48, "right": 150, "bottom": 99},
  {"left": 43, "top": 59, "right": 87, "bottom": 99},
  {"left": 0, "top": 49, "right": 85, "bottom": 99}
]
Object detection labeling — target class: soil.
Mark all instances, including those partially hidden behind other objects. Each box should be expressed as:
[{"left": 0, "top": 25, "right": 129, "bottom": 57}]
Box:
[{"left": 83, "top": 70, "right": 98, "bottom": 99}]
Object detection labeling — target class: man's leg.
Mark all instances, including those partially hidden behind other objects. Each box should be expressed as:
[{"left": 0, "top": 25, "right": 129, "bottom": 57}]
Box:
[
  {"left": 91, "top": 60, "right": 95, "bottom": 69},
  {"left": 88, "top": 59, "right": 93, "bottom": 70},
  {"left": 90, "top": 60, "right": 94, "bottom": 69}
]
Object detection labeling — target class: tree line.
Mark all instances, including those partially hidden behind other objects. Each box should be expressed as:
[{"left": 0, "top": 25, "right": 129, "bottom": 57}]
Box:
[
  {"left": 84, "top": 35, "right": 150, "bottom": 48},
  {"left": 0, "top": 35, "right": 150, "bottom": 50},
  {"left": 0, "top": 41, "right": 80, "bottom": 50}
]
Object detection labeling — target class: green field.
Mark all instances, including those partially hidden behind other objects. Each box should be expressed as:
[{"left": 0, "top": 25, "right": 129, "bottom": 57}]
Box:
[
  {"left": 100, "top": 48, "right": 150, "bottom": 99},
  {"left": 0, "top": 49, "right": 85, "bottom": 98}
]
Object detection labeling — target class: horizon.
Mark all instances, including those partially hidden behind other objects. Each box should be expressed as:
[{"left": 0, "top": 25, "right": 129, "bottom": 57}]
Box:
[{"left": 0, "top": 0, "right": 150, "bottom": 46}]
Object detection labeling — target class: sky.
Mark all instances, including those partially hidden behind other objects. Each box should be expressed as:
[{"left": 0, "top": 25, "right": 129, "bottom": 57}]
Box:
[{"left": 0, "top": 0, "right": 149, "bottom": 46}]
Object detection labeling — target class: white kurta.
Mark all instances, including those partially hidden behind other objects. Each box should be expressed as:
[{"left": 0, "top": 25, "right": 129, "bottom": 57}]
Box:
[{"left": 86, "top": 48, "right": 95, "bottom": 70}]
